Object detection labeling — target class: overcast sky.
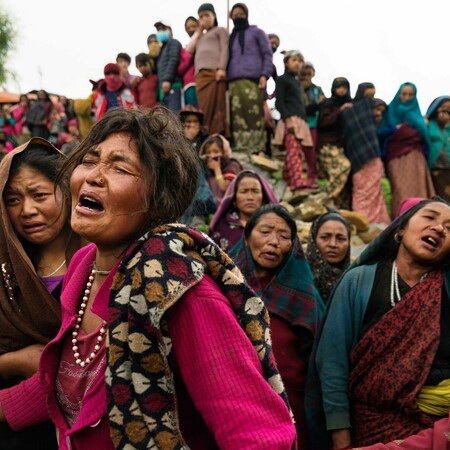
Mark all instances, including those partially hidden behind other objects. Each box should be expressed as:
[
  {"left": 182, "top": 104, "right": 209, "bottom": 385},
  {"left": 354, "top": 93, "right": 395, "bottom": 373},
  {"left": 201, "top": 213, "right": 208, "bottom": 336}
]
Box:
[{"left": 2, "top": 0, "right": 448, "bottom": 113}]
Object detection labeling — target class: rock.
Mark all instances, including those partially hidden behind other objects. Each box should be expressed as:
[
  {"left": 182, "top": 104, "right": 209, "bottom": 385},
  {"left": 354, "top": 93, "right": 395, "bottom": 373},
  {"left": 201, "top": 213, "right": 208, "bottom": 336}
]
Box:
[
  {"left": 296, "top": 201, "right": 327, "bottom": 222},
  {"left": 273, "top": 179, "right": 288, "bottom": 201},
  {"left": 279, "top": 201, "right": 295, "bottom": 214},
  {"left": 359, "top": 226, "right": 382, "bottom": 244},
  {"left": 298, "top": 221, "right": 312, "bottom": 243},
  {"left": 351, "top": 234, "right": 366, "bottom": 247},
  {"left": 251, "top": 154, "right": 280, "bottom": 172},
  {"left": 338, "top": 209, "right": 370, "bottom": 232}
]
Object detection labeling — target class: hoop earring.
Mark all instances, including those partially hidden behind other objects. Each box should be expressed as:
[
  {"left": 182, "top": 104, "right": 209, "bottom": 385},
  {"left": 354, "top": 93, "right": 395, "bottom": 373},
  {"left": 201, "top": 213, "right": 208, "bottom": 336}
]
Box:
[{"left": 394, "top": 232, "right": 402, "bottom": 243}]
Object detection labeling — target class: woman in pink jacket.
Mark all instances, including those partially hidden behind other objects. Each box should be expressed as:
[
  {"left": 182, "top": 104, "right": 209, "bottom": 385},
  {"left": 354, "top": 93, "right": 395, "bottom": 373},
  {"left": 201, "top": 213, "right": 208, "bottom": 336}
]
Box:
[{"left": 0, "top": 106, "right": 296, "bottom": 449}]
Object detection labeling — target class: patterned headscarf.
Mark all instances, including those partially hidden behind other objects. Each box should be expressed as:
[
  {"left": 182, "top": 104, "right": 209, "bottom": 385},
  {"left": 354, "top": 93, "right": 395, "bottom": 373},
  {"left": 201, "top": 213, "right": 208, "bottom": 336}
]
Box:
[
  {"left": 306, "top": 212, "right": 351, "bottom": 303},
  {"left": 106, "top": 223, "right": 293, "bottom": 449}
]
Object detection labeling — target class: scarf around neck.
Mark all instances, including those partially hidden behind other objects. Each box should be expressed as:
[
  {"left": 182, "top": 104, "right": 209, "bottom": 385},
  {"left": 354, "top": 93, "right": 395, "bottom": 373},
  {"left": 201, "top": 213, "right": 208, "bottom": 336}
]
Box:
[{"left": 106, "top": 223, "right": 292, "bottom": 449}]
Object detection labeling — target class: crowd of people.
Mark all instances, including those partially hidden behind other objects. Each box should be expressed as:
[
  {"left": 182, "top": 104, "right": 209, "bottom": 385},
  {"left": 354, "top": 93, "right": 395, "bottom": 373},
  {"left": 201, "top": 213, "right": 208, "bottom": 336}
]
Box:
[{"left": 0, "top": 2, "right": 449, "bottom": 450}]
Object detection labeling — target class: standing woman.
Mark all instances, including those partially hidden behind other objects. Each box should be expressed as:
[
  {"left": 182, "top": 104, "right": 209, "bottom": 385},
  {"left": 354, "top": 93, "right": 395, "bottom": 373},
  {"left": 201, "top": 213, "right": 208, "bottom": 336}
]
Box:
[
  {"left": 314, "top": 198, "right": 450, "bottom": 448},
  {"left": 426, "top": 96, "right": 450, "bottom": 202},
  {"left": 0, "top": 108, "right": 296, "bottom": 449},
  {"left": 379, "top": 82, "right": 435, "bottom": 216},
  {"left": 186, "top": 3, "right": 229, "bottom": 135},
  {"left": 230, "top": 204, "right": 324, "bottom": 449},
  {"left": 0, "top": 138, "right": 81, "bottom": 449},
  {"left": 25, "top": 90, "right": 53, "bottom": 139},
  {"left": 227, "top": 3, "right": 273, "bottom": 153},
  {"left": 306, "top": 211, "right": 351, "bottom": 303}
]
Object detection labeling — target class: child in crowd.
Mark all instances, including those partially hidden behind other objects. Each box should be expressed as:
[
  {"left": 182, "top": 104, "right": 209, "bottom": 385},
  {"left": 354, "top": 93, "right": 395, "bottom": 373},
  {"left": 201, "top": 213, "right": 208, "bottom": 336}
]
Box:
[
  {"left": 301, "top": 62, "right": 326, "bottom": 183},
  {"left": 199, "top": 134, "right": 242, "bottom": 202},
  {"left": 116, "top": 52, "right": 139, "bottom": 89},
  {"left": 275, "top": 50, "right": 316, "bottom": 192},
  {"left": 133, "top": 53, "right": 158, "bottom": 109}
]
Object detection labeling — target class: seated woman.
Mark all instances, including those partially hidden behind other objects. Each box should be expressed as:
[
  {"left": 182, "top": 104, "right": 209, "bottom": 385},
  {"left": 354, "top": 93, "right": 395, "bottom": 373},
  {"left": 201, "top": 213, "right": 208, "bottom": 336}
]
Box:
[
  {"left": 0, "top": 107, "right": 297, "bottom": 449},
  {"left": 306, "top": 211, "right": 351, "bottom": 303},
  {"left": 0, "top": 138, "right": 81, "bottom": 449},
  {"left": 230, "top": 204, "right": 324, "bottom": 450},
  {"left": 209, "top": 169, "right": 278, "bottom": 252},
  {"left": 199, "top": 134, "right": 242, "bottom": 203},
  {"left": 313, "top": 197, "right": 450, "bottom": 449}
]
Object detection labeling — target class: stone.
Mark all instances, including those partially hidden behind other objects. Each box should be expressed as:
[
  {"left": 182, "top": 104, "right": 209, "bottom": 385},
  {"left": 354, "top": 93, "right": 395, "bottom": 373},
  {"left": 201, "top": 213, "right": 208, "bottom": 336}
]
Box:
[
  {"left": 297, "top": 201, "right": 327, "bottom": 222},
  {"left": 279, "top": 201, "right": 295, "bottom": 214},
  {"left": 297, "top": 221, "right": 312, "bottom": 243},
  {"left": 338, "top": 209, "right": 370, "bottom": 232},
  {"left": 273, "top": 179, "right": 288, "bottom": 201},
  {"left": 250, "top": 154, "right": 280, "bottom": 172},
  {"left": 359, "top": 226, "right": 382, "bottom": 244}
]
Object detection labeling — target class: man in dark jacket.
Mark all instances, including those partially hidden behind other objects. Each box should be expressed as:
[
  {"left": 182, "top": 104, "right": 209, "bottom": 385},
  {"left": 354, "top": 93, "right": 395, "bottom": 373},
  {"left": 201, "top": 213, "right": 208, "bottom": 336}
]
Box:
[{"left": 154, "top": 19, "right": 182, "bottom": 111}]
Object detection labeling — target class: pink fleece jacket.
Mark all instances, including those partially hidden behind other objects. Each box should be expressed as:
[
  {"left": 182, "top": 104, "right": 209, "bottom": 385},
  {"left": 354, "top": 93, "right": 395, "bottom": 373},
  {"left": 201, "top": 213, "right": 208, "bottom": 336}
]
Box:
[{"left": 0, "top": 243, "right": 296, "bottom": 449}]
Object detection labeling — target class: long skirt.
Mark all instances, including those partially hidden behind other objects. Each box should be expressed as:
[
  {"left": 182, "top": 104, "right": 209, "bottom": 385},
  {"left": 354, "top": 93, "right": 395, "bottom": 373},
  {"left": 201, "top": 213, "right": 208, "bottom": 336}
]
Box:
[
  {"left": 317, "top": 144, "right": 351, "bottom": 199},
  {"left": 386, "top": 149, "right": 435, "bottom": 217},
  {"left": 352, "top": 157, "right": 390, "bottom": 224},
  {"left": 196, "top": 69, "right": 228, "bottom": 135},
  {"left": 229, "top": 79, "right": 265, "bottom": 153},
  {"left": 431, "top": 168, "right": 450, "bottom": 202}
]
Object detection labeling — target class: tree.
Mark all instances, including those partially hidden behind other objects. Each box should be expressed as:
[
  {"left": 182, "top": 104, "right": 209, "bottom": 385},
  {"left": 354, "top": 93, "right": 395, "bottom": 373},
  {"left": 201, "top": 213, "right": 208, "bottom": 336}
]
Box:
[{"left": 0, "top": 4, "right": 16, "bottom": 87}]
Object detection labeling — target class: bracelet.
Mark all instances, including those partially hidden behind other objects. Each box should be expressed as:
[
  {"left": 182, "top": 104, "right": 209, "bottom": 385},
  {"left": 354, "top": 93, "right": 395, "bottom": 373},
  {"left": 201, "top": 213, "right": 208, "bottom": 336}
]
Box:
[{"left": 215, "top": 174, "right": 224, "bottom": 181}]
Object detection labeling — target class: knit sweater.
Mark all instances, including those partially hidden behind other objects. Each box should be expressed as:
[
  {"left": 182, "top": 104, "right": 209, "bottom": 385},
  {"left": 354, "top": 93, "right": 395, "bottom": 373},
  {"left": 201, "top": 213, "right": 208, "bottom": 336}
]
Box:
[{"left": 195, "top": 26, "right": 229, "bottom": 74}]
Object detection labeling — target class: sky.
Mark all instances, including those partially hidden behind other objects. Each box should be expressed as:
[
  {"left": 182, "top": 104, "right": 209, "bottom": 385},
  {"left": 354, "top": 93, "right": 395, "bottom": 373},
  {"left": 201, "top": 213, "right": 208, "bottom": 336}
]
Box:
[{"left": 1, "top": 0, "right": 448, "bottom": 113}]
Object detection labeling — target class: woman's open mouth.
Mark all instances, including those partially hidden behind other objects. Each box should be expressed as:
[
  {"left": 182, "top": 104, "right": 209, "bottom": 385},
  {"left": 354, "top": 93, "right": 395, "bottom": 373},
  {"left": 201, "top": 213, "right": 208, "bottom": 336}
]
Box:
[{"left": 76, "top": 193, "right": 105, "bottom": 214}]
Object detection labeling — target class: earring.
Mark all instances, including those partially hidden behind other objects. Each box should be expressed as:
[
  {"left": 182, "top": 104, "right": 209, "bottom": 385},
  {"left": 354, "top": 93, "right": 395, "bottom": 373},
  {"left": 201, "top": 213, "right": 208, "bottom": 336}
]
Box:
[{"left": 394, "top": 232, "right": 402, "bottom": 243}]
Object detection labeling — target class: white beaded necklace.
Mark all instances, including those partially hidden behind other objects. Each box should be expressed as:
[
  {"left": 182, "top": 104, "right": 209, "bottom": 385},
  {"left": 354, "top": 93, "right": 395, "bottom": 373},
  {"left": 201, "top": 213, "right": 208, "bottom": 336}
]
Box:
[
  {"left": 390, "top": 261, "right": 402, "bottom": 307},
  {"left": 71, "top": 267, "right": 107, "bottom": 368}
]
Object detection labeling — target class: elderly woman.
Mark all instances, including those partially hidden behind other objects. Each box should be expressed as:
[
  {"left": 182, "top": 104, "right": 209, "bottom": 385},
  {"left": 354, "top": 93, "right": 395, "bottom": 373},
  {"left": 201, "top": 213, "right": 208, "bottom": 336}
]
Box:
[
  {"left": 0, "top": 107, "right": 296, "bottom": 449},
  {"left": 313, "top": 197, "right": 450, "bottom": 449},
  {"left": 306, "top": 211, "right": 351, "bottom": 303},
  {"left": 0, "top": 138, "right": 82, "bottom": 449},
  {"left": 230, "top": 204, "right": 324, "bottom": 449},
  {"left": 209, "top": 169, "right": 278, "bottom": 251}
]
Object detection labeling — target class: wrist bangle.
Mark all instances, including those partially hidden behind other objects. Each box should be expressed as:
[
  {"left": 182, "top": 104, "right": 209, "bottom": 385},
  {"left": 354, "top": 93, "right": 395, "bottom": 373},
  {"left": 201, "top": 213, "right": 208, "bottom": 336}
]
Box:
[{"left": 215, "top": 174, "right": 224, "bottom": 181}]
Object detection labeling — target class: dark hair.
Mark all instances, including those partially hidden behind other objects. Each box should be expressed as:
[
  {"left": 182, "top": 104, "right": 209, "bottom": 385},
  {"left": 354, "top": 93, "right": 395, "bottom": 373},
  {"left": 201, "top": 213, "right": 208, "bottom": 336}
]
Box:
[
  {"left": 135, "top": 53, "right": 151, "bottom": 66},
  {"left": 185, "top": 16, "right": 199, "bottom": 26},
  {"left": 314, "top": 212, "right": 351, "bottom": 240},
  {"left": 268, "top": 33, "right": 279, "bottom": 41},
  {"left": 147, "top": 34, "right": 156, "bottom": 44},
  {"left": 244, "top": 204, "right": 297, "bottom": 240},
  {"left": 116, "top": 52, "right": 131, "bottom": 64},
  {"left": 233, "top": 170, "right": 273, "bottom": 205},
  {"left": 59, "top": 106, "right": 199, "bottom": 230}
]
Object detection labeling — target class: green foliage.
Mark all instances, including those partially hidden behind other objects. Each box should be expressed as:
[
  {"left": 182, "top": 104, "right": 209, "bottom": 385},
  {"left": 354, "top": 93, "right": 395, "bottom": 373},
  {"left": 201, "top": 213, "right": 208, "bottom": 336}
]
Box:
[{"left": 0, "top": 4, "right": 16, "bottom": 86}]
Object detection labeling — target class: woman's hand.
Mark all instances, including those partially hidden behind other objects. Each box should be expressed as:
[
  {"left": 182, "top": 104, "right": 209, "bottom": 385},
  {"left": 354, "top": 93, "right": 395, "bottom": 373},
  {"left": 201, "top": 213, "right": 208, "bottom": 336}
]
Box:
[
  {"left": 207, "top": 155, "right": 221, "bottom": 172},
  {"left": 258, "top": 75, "right": 267, "bottom": 90},
  {"left": 331, "top": 428, "right": 352, "bottom": 449},
  {"left": 0, "top": 344, "right": 44, "bottom": 379},
  {"left": 340, "top": 103, "right": 353, "bottom": 111},
  {"left": 215, "top": 69, "right": 226, "bottom": 82}
]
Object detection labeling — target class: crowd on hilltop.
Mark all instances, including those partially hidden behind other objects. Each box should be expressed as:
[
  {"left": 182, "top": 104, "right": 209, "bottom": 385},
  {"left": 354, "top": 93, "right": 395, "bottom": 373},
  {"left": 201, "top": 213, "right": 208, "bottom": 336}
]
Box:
[{"left": 0, "top": 2, "right": 448, "bottom": 450}]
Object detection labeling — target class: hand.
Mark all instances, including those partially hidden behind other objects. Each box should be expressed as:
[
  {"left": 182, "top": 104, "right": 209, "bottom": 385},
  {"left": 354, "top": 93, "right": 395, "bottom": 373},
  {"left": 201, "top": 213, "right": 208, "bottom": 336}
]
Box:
[
  {"left": 207, "top": 156, "right": 221, "bottom": 172},
  {"left": 0, "top": 344, "right": 44, "bottom": 379},
  {"left": 340, "top": 103, "right": 353, "bottom": 111},
  {"left": 331, "top": 428, "right": 352, "bottom": 449},
  {"left": 215, "top": 69, "right": 226, "bottom": 82},
  {"left": 161, "top": 81, "right": 171, "bottom": 95},
  {"left": 258, "top": 76, "right": 267, "bottom": 90}
]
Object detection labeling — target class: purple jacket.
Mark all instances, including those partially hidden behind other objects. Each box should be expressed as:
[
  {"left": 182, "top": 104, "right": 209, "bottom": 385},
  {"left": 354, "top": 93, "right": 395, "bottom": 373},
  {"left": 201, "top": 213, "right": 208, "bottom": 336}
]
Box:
[{"left": 227, "top": 25, "right": 273, "bottom": 81}]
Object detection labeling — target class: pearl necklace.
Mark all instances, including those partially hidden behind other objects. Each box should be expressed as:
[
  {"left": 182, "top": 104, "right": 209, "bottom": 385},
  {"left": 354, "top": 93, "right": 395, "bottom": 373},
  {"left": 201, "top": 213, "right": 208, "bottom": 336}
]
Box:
[
  {"left": 390, "top": 261, "right": 402, "bottom": 307},
  {"left": 72, "top": 267, "right": 107, "bottom": 368},
  {"left": 390, "top": 261, "right": 428, "bottom": 308}
]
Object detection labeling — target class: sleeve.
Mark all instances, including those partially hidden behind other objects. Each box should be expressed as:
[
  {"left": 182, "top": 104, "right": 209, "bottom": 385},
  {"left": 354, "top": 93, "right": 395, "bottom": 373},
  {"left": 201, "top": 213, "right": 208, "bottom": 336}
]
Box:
[
  {"left": 275, "top": 77, "right": 289, "bottom": 119},
  {"left": 315, "top": 269, "right": 363, "bottom": 431},
  {"left": 218, "top": 27, "right": 229, "bottom": 70},
  {"left": 167, "top": 277, "right": 296, "bottom": 450},
  {"left": 256, "top": 28, "right": 274, "bottom": 79},
  {"left": 161, "top": 39, "right": 182, "bottom": 83},
  {"left": 177, "top": 48, "right": 193, "bottom": 77},
  {"left": 0, "top": 372, "right": 49, "bottom": 430}
]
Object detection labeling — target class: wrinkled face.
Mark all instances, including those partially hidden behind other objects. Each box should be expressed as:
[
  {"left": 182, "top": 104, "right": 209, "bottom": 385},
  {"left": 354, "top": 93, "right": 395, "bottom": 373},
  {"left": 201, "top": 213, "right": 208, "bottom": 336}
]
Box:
[
  {"left": 235, "top": 176, "right": 263, "bottom": 218},
  {"left": 185, "top": 18, "right": 199, "bottom": 36},
  {"left": 315, "top": 220, "right": 350, "bottom": 265},
  {"left": 399, "top": 84, "right": 415, "bottom": 103},
  {"left": 70, "top": 133, "right": 148, "bottom": 252},
  {"left": 4, "top": 166, "right": 67, "bottom": 246},
  {"left": 286, "top": 55, "right": 303, "bottom": 74},
  {"left": 199, "top": 11, "right": 215, "bottom": 30},
  {"left": 398, "top": 202, "right": 450, "bottom": 266},
  {"left": 248, "top": 212, "right": 293, "bottom": 272},
  {"left": 374, "top": 104, "right": 386, "bottom": 125},
  {"left": 436, "top": 100, "right": 450, "bottom": 127}
]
